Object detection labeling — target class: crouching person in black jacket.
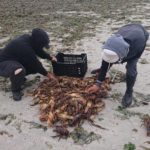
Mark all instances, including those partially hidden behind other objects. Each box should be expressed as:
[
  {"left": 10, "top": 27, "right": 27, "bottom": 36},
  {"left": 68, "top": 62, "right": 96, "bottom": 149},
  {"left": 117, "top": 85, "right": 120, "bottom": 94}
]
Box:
[
  {"left": 87, "top": 24, "right": 149, "bottom": 107},
  {"left": 0, "top": 28, "right": 57, "bottom": 101}
]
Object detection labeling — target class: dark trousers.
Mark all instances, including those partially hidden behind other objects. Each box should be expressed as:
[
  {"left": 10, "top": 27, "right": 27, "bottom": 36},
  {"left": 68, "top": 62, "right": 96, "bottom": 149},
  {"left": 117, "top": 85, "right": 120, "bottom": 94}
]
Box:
[
  {"left": 125, "top": 58, "right": 138, "bottom": 93},
  {"left": 0, "top": 61, "right": 26, "bottom": 92},
  {"left": 126, "top": 58, "right": 138, "bottom": 78}
]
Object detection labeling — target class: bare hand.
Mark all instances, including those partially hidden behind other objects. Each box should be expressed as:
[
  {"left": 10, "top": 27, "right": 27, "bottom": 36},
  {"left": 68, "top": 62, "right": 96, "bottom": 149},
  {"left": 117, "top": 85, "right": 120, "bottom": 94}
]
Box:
[
  {"left": 47, "top": 72, "right": 57, "bottom": 81},
  {"left": 51, "top": 56, "right": 57, "bottom": 62},
  {"left": 86, "top": 84, "right": 100, "bottom": 94}
]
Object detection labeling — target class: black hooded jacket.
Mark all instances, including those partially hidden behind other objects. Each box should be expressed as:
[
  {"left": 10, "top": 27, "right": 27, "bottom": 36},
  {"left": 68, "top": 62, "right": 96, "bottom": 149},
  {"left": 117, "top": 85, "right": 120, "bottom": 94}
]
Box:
[{"left": 0, "top": 28, "right": 52, "bottom": 76}]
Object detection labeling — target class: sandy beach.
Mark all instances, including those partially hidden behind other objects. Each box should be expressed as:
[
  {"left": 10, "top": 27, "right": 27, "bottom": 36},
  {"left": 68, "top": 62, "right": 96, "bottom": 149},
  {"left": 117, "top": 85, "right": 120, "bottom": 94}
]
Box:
[{"left": 0, "top": 0, "right": 150, "bottom": 149}]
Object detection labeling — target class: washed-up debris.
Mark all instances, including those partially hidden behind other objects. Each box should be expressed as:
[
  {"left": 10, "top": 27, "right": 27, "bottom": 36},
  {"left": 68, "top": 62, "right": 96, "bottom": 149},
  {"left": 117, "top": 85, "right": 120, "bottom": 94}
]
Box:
[
  {"left": 115, "top": 106, "right": 143, "bottom": 120},
  {"left": 142, "top": 101, "right": 149, "bottom": 105},
  {"left": 144, "top": 141, "right": 150, "bottom": 144},
  {"left": 140, "top": 145, "right": 150, "bottom": 150},
  {"left": 0, "top": 77, "right": 11, "bottom": 92},
  {"left": 109, "top": 69, "right": 126, "bottom": 83},
  {"left": 31, "top": 76, "right": 110, "bottom": 136},
  {"left": 12, "top": 121, "right": 22, "bottom": 133},
  {"left": 0, "top": 114, "right": 8, "bottom": 120},
  {"left": 5, "top": 114, "right": 16, "bottom": 125},
  {"left": 70, "top": 126, "right": 101, "bottom": 145},
  {"left": 23, "top": 120, "right": 47, "bottom": 131},
  {"left": 132, "top": 128, "right": 138, "bottom": 132},
  {"left": 98, "top": 117, "right": 104, "bottom": 121},
  {"left": 124, "top": 142, "right": 136, "bottom": 150},
  {"left": 23, "top": 76, "right": 41, "bottom": 88},
  {"left": 145, "top": 47, "right": 150, "bottom": 51},
  {"left": 142, "top": 115, "right": 150, "bottom": 137},
  {"left": 30, "top": 99, "right": 39, "bottom": 106},
  {"left": 0, "top": 113, "right": 16, "bottom": 125},
  {"left": 140, "top": 58, "right": 149, "bottom": 64},
  {"left": 52, "top": 125, "right": 70, "bottom": 139},
  {"left": 45, "top": 141, "right": 53, "bottom": 149},
  {"left": 132, "top": 92, "right": 150, "bottom": 107},
  {"left": 52, "top": 125, "right": 102, "bottom": 144},
  {"left": 111, "top": 92, "right": 122, "bottom": 100},
  {"left": 0, "top": 130, "right": 13, "bottom": 137}
]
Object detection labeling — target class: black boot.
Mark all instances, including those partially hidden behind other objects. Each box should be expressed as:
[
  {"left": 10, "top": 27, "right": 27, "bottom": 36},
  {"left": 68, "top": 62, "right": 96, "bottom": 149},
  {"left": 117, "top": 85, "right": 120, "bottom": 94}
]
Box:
[
  {"left": 12, "top": 91, "right": 23, "bottom": 101},
  {"left": 24, "top": 77, "right": 27, "bottom": 82},
  {"left": 122, "top": 90, "right": 133, "bottom": 107},
  {"left": 122, "top": 75, "right": 136, "bottom": 107},
  {"left": 91, "top": 68, "right": 100, "bottom": 74}
]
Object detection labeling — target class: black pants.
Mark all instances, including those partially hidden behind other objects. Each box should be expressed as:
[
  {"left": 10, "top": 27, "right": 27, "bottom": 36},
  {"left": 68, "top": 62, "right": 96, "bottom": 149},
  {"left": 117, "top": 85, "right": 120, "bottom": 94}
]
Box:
[
  {"left": 126, "top": 58, "right": 138, "bottom": 77},
  {"left": 0, "top": 61, "right": 26, "bottom": 92}
]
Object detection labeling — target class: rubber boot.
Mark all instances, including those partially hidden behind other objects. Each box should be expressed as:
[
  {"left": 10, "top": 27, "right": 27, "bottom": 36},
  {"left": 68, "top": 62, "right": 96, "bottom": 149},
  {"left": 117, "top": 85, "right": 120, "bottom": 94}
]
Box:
[
  {"left": 10, "top": 68, "right": 25, "bottom": 101},
  {"left": 24, "top": 77, "right": 27, "bottom": 82},
  {"left": 12, "top": 91, "right": 23, "bottom": 101},
  {"left": 122, "top": 75, "right": 136, "bottom": 107},
  {"left": 91, "top": 68, "right": 100, "bottom": 74}
]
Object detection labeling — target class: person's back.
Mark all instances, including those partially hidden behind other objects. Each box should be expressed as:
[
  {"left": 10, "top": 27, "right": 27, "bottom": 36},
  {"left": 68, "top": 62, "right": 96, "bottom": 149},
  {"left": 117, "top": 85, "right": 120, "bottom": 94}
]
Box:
[
  {"left": 117, "top": 24, "right": 149, "bottom": 61},
  {"left": 0, "top": 34, "right": 31, "bottom": 63}
]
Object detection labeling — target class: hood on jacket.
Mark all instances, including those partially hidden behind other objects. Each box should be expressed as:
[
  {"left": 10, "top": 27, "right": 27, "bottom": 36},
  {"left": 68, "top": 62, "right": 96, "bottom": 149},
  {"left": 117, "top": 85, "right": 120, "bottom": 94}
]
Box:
[
  {"left": 103, "top": 34, "right": 130, "bottom": 61},
  {"left": 31, "top": 28, "right": 50, "bottom": 49}
]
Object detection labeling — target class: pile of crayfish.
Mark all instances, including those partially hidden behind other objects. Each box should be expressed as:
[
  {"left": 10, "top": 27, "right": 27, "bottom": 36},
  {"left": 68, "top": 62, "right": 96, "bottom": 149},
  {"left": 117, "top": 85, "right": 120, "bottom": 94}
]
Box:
[
  {"left": 32, "top": 76, "right": 111, "bottom": 136},
  {"left": 143, "top": 115, "right": 150, "bottom": 137}
]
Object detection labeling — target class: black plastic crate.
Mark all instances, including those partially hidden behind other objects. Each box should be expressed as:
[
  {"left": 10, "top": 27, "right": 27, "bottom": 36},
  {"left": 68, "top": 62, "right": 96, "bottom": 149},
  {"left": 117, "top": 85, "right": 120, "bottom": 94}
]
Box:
[{"left": 52, "top": 52, "right": 87, "bottom": 77}]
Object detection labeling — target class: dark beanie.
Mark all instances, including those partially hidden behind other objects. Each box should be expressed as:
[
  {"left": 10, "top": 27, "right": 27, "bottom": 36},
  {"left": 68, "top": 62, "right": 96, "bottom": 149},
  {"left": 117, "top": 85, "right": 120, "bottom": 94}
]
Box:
[{"left": 31, "top": 28, "right": 50, "bottom": 48}]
